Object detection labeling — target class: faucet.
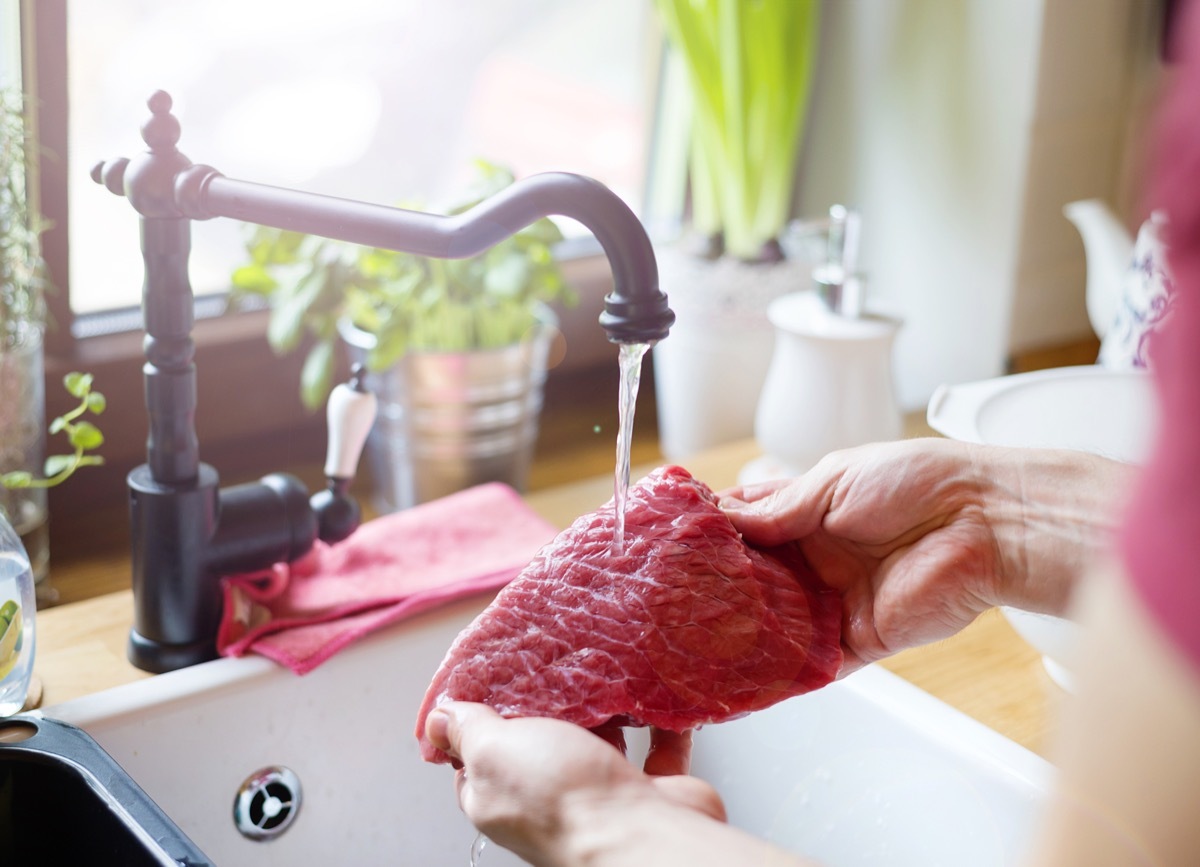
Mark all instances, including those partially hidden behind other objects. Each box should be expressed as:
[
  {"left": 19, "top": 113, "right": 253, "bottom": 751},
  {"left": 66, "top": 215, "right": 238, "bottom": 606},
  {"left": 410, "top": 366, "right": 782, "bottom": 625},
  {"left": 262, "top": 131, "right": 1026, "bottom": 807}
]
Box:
[{"left": 92, "top": 91, "right": 674, "bottom": 673}]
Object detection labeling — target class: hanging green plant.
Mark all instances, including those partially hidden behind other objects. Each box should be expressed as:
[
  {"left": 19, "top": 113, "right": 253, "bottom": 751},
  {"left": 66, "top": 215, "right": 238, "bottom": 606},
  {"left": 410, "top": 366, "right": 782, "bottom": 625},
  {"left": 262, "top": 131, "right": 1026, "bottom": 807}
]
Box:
[{"left": 1, "top": 373, "right": 106, "bottom": 490}]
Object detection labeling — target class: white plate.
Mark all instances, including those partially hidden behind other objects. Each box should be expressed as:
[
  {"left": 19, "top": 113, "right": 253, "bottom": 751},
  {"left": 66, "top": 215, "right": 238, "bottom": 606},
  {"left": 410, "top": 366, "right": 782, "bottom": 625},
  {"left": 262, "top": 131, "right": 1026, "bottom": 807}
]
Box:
[{"left": 926, "top": 365, "right": 1155, "bottom": 463}]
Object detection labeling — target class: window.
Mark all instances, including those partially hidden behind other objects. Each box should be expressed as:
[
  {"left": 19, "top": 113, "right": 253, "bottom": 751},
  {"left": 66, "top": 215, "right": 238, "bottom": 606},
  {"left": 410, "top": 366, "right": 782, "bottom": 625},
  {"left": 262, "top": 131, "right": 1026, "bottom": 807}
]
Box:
[
  {"left": 64, "top": 0, "right": 656, "bottom": 321},
  {"left": 1, "top": 4, "right": 18, "bottom": 92},
  {"left": 24, "top": 0, "right": 667, "bottom": 541}
]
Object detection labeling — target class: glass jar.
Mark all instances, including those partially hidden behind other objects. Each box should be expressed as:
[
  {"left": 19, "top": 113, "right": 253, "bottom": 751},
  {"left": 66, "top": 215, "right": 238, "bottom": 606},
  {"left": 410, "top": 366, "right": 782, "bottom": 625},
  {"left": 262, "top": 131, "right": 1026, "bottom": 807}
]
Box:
[{"left": 0, "top": 510, "right": 35, "bottom": 716}]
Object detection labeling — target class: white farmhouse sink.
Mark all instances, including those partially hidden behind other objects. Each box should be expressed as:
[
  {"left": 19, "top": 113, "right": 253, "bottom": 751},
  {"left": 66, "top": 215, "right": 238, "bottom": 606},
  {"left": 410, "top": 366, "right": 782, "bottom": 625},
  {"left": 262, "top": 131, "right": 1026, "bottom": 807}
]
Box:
[{"left": 44, "top": 594, "right": 1052, "bottom": 866}]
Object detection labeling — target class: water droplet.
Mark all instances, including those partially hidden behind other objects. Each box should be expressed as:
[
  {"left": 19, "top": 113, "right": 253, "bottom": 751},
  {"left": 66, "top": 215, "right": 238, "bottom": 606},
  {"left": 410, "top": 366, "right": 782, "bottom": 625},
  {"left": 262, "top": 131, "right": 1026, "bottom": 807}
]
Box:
[{"left": 470, "top": 832, "right": 488, "bottom": 866}]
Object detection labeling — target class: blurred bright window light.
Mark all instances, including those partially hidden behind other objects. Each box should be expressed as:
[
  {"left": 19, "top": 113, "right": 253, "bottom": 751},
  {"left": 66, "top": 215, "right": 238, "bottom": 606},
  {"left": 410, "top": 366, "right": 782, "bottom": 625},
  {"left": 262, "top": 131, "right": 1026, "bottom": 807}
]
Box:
[{"left": 68, "top": 0, "right": 653, "bottom": 316}]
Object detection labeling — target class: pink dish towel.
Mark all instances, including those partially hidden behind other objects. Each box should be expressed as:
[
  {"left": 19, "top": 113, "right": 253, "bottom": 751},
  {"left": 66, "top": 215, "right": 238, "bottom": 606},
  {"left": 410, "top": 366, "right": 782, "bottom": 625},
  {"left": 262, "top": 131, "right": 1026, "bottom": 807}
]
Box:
[{"left": 216, "top": 482, "right": 557, "bottom": 675}]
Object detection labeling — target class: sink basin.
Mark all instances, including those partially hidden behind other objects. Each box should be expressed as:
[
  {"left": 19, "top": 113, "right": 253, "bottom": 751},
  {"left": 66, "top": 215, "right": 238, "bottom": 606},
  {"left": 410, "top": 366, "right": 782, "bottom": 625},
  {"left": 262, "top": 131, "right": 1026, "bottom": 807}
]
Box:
[{"left": 45, "top": 594, "right": 1052, "bottom": 866}]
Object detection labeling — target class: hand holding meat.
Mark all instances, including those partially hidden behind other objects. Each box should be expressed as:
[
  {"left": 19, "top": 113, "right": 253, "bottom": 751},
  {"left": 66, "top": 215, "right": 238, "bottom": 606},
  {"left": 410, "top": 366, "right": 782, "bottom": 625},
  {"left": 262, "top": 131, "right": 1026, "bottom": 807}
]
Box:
[
  {"left": 414, "top": 465, "right": 838, "bottom": 863},
  {"left": 422, "top": 702, "right": 775, "bottom": 867},
  {"left": 723, "top": 438, "right": 1132, "bottom": 673}
]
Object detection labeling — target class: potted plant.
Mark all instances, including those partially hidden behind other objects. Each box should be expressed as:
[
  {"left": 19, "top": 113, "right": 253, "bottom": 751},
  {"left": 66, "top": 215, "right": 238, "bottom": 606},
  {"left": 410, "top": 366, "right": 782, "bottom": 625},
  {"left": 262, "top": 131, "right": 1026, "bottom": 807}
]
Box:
[
  {"left": 230, "top": 159, "right": 574, "bottom": 512},
  {"left": 649, "top": 0, "right": 822, "bottom": 460},
  {"left": 0, "top": 87, "right": 53, "bottom": 599}
]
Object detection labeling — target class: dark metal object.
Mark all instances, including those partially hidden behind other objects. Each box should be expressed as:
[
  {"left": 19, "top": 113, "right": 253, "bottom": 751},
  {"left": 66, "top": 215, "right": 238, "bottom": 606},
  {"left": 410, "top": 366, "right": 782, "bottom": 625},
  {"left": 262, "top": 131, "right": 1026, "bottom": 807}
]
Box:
[
  {"left": 93, "top": 91, "right": 672, "bottom": 673},
  {"left": 0, "top": 715, "right": 213, "bottom": 865}
]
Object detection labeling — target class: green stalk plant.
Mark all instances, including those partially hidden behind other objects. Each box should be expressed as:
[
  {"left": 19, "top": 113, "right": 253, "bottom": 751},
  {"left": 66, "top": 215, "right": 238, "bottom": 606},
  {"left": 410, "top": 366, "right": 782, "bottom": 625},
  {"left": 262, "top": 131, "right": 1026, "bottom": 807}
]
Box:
[
  {"left": 231, "top": 160, "right": 574, "bottom": 410},
  {"left": 0, "top": 373, "right": 106, "bottom": 490},
  {"left": 653, "top": 0, "right": 821, "bottom": 261}
]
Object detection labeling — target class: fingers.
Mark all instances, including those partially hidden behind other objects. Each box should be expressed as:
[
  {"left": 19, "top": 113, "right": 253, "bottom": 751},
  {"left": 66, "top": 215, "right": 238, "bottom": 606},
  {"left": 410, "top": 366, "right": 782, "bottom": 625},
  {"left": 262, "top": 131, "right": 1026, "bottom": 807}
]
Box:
[
  {"left": 835, "top": 646, "right": 867, "bottom": 679},
  {"left": 430, "top": 709, "right": 703, "bottom": 787},
  {"left": 429, "top": 706, "right": 729, "bottom": 850},
  {"left": 643, "top": 728, "right": 725, "bottom": 823},
  {"left": 592, "top": 723, "right": 629, "bottom": 756},
  {"left": 644, "top": 728, "right": 692, "bottom": 776},
  {"left": 718, "top": 477, "right": 791, "bottom": 504},
  {"left": 721, "top": 472, "right": 835, "bottom": 546}
]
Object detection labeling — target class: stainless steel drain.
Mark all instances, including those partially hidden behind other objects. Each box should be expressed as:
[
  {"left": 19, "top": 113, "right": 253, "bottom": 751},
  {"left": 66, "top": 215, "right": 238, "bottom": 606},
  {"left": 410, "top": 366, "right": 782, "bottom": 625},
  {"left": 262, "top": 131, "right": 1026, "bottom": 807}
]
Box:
[{"left": 233, "top": 766, "right": 302, "bottom": 841}]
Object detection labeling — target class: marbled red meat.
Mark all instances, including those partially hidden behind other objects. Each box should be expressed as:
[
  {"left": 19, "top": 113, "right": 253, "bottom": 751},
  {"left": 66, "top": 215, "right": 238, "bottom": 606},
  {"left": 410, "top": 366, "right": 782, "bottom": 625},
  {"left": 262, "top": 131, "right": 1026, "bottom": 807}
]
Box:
[{"left": 416, "top": 465, "right": 842, "bottom": 763}]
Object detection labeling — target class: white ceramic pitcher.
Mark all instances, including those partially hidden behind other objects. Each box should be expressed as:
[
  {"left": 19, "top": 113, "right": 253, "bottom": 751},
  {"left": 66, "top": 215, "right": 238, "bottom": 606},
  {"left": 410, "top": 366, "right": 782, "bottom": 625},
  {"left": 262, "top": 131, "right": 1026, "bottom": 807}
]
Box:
[
  {"left": 745, "top": 291, "right": 902, "bottom": 482},
  {"left": 1062, "top": 199, "right": 1134, "bottom": 339}
]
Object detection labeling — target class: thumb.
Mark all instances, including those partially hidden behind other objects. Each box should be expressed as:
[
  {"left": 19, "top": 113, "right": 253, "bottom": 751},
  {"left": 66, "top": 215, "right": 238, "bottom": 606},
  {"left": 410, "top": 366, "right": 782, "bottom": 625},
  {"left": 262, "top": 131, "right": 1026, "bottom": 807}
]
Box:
[
  {"left": 425, "top": 701, "right": 503, "bottom": 764},
  {"left": 721, "top": 481, "right": 827, "bottom": 546}
]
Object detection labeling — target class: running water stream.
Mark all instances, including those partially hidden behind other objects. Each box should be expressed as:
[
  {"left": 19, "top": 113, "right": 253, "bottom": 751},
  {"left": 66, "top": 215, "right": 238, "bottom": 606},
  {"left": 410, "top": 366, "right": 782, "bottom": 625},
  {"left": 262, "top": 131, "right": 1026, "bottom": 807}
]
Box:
[
  {"left": 612, "top": 342, "right": 650, "bottom": 556},
  {"left": 468, "top": 343, "right": 649, "bottom": 866}
]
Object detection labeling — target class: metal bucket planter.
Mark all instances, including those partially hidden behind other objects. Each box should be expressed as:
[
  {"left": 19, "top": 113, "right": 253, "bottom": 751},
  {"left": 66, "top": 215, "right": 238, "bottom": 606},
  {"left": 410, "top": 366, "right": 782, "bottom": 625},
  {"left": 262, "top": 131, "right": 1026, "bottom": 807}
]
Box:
[
  {"left": 339, "top": 310, "right": 558, "bottom": 513},
  {"left": 0, "top": 327, "right": 48, "bottom": 600}
]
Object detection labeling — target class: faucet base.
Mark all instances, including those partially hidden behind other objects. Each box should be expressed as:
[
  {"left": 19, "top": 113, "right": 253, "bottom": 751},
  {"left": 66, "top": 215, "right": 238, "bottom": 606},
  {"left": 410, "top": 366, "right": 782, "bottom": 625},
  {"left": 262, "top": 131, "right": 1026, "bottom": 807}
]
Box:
[{"left": 128, "top": 629, "right": 218, "bottom": 674}]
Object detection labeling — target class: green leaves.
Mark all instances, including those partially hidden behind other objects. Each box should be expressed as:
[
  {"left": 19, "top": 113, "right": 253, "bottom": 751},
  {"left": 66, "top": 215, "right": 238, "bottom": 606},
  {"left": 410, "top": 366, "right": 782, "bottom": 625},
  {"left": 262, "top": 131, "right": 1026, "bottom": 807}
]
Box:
[
  {"left": 1, "top": 372, "right": 106, "bottom": 489},
  {"left": 300, "top": 339, "right": 336, "bottom": 414},
  {"left": 653, "top": 0, "right": 821, "bottom": 259},
  {"left": 0, "top": 471, "right": 32, "bottom": 489},
  {"left": 68, "top": 421, "right": 104, "bottom": 451},
  {"left": 228, "top": 159, "right": 575, "bottom": 410}
]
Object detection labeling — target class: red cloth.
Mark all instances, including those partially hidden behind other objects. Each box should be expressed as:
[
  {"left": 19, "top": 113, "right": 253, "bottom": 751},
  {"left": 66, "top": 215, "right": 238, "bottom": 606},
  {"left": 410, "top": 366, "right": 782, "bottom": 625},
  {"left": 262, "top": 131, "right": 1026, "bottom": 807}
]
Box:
[
  {"left": 1119, "top": 0, "right": 1200, "bottom": 674},
  {"left": 217, "top": 483, "right": 557, "bottom": 674}
]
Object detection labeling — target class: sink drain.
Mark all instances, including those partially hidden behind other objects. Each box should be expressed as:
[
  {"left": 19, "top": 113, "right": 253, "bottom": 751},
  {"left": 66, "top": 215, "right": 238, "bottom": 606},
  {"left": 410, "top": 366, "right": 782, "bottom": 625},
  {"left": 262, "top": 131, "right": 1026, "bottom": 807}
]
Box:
[{"left": 233, "top": 766, "right": 302, "bottom": 841}]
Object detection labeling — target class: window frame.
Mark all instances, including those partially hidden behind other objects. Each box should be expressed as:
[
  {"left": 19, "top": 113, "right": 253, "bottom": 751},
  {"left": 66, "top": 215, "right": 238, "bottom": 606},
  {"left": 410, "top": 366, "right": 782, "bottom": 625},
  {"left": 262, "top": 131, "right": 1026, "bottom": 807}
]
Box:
[
  {"left": 28, "top": 0, "right": 341, "bottom": 540},
  {"left": 25, "top": 0, "right": 676, "bottom": 552}
]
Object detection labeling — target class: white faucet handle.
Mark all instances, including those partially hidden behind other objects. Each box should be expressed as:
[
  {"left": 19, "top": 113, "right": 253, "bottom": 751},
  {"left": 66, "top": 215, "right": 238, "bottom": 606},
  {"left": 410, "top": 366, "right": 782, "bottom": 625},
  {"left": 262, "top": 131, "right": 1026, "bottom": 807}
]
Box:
[{"left": 324, "top": 366, "right": 378, "bottom": 480}]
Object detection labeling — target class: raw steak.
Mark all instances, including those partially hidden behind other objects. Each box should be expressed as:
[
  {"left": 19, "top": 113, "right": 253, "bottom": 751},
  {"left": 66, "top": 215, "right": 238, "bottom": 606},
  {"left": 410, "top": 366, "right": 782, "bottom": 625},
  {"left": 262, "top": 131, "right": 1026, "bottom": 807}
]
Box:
[{"left": 415, "top": 465, "right": 842, "bottom": 763}]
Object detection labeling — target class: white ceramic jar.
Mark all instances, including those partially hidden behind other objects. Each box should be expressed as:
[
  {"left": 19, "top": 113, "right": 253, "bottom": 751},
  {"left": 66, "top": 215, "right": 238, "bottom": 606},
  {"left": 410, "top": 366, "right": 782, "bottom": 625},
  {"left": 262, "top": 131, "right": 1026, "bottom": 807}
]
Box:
[{"left": 748, "top": 291, "right": 902, "bottom": 481}]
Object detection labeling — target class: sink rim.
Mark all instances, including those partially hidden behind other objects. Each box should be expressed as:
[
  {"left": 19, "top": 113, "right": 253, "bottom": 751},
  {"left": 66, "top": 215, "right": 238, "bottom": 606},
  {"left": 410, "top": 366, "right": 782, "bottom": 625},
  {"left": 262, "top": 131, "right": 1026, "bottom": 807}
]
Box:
[
  {"left": 40, "top": 600, "right": 1056, "bottom": 865},
  {"left": 43, "top": 614, "right": 1053, "bottom": 793}
]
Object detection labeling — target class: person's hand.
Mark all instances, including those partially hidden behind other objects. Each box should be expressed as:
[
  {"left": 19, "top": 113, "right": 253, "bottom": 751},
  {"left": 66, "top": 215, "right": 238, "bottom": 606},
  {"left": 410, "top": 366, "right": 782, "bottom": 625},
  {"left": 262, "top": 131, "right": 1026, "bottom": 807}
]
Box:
[
  {"left": 424, "top": 703, "right": 725, "bottom": 867},
  {"left": 722, "top": 438, "right": 1130, "bottom": 673}
]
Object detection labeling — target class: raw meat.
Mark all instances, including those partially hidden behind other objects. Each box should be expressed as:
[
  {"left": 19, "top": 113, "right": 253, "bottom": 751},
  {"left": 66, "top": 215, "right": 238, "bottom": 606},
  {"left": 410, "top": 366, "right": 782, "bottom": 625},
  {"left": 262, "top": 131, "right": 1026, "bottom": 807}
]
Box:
[{"left": 415, "top": 465, "right": 842, "bottom": 763}]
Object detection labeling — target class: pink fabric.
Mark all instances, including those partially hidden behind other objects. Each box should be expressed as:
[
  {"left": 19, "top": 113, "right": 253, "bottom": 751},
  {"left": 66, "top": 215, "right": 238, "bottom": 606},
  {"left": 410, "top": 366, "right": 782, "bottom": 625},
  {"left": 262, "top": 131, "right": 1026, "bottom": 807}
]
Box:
[
  {"left": 217, "top": 482, "right": 557, "bottom": 674},
  {"left": 1119, "top": 0, "right": 1200, "bottom": 675}
]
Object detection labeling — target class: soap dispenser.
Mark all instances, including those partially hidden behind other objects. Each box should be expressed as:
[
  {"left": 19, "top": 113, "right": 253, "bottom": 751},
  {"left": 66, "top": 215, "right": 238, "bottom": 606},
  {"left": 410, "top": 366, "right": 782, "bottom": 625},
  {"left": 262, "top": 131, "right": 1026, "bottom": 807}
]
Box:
[{"left": 0, "top": 510, "right": 35, "bottom": 716}]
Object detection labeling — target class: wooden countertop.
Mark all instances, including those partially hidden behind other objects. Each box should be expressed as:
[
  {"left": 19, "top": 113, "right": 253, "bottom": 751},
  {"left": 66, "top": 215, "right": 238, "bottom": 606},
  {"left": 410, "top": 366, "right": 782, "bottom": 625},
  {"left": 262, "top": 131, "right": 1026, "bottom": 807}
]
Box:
[{"left": 33, "top": 438, "right": 1062, "bottom": 760}]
